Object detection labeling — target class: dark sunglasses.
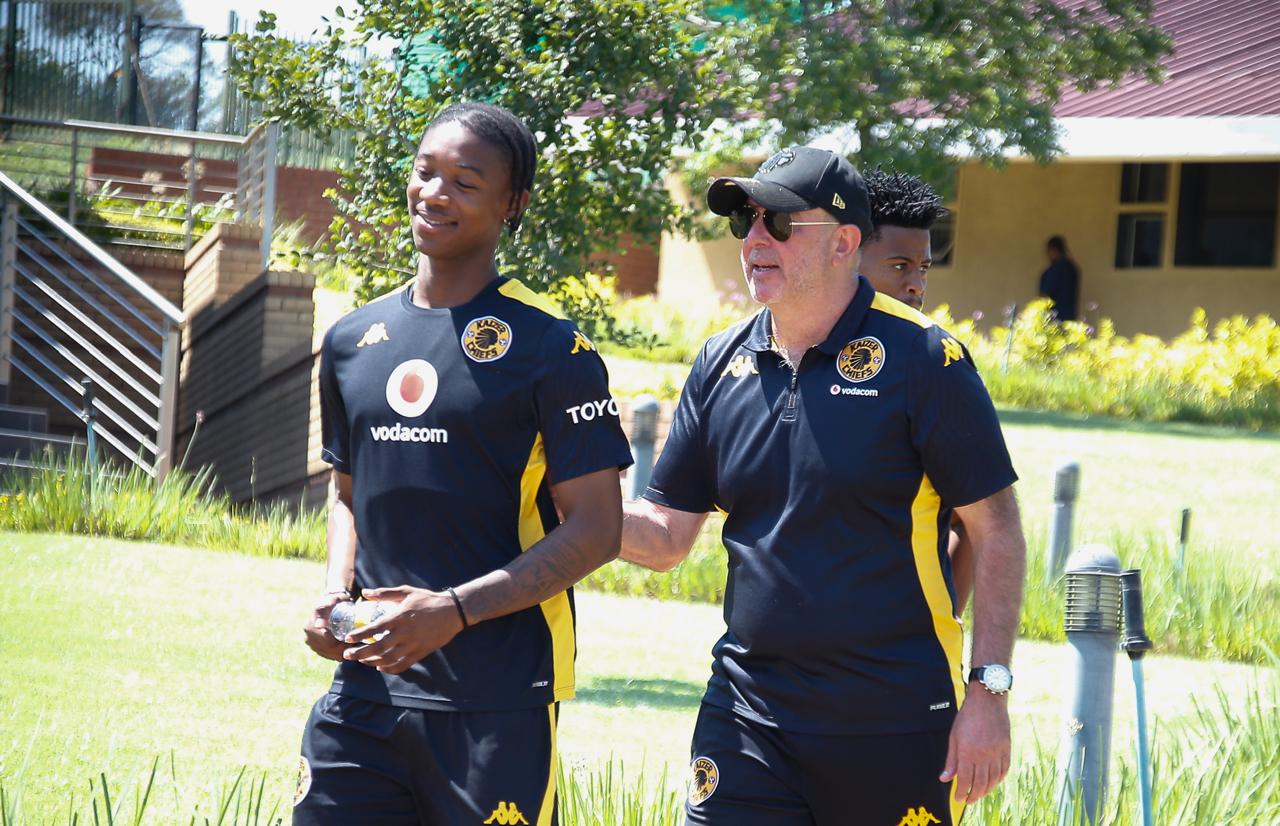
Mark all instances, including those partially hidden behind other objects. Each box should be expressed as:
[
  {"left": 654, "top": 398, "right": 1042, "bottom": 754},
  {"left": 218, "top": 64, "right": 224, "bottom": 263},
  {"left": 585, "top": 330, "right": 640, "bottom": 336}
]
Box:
[{"left": 728, "top": 206, "right": 839, "bottom": 241}]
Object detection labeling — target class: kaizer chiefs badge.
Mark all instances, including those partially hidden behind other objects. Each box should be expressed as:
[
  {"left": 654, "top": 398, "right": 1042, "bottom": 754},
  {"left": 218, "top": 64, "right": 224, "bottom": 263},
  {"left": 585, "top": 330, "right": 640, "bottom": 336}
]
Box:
[
  {"left": 688, "top": 756, "right": 719, "bottom": 805},
  {"left": 294, "top": 756, "right": 312, "bottom": 806},
  {"left": 461, "top": 316, "right": 512, "bottom": 362},
  {"left": 837, "top": 336, "right": 885, "bottom": 383}
]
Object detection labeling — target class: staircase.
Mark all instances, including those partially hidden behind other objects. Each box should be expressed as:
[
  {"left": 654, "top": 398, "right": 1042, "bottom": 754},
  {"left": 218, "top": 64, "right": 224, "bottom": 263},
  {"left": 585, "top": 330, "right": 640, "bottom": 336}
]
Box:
[{"left": 0, "top": 170, "right": 185, "bottom": 478}]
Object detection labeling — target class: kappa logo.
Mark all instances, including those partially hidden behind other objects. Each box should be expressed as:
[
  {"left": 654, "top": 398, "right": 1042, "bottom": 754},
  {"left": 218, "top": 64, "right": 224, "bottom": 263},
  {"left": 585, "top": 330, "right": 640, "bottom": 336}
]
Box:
[
  {"left": 482, "top": 801, "right": 529, "bottom": 825},
  {"left": 462, "top": 316, "right": 512, "bottom": 362},
  {"left": 570, "top": 330, "right": 595, "bottom": 355},
  {"left": 897, "top": 807, "right": 941, "bottom": 826},
  {"left": 837, "top": 336, "right": 885, "bottom": 383},
  {"left": 385, "top": 359, "right": 439, "bottom": 418},
  {"left": 941, "top": 337, "right": 964, "bottom": 367},
  {"left": 721, "top": 354, "right": 759, "bottom": 379},
  {"left": 293, "top": 756, "right": 311, "bottom": 807},
  {"left": 688, "top": 756, "right": 719, "bottom": 805},
  {"left": 832, "top": 192, "right": 846, "bottom": 209},
  {"left": 356, "top": 322, "right": 390, "bottom": 348},
  {"left": 759, "top": 148, "right": 796, "bottom": 173}
]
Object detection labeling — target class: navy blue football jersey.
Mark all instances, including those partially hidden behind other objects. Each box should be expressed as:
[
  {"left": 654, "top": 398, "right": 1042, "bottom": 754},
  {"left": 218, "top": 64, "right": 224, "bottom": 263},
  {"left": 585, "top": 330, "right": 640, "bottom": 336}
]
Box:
[
  {"left": 646, "top": 277, "right": 1017, "bottom": 734},
  {"left": 319, "top": 276, "right": 633, "bottom": 711}
]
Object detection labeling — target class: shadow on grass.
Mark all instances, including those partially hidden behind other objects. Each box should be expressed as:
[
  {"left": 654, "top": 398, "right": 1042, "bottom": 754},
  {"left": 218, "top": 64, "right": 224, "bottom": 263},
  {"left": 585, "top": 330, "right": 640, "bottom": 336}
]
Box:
[
  {"left": 996, "top": 406, "right": 1280, "bottom": 441},
  {"left": 576, "top": 677, "right": 704, "bottom": 710}
]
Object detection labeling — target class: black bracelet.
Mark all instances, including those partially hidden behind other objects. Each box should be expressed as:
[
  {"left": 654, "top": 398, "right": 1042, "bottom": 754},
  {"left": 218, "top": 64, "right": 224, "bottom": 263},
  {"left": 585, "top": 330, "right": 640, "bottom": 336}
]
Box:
[{"left": 446, "top": 587, "right": 470, "bottom": 629}]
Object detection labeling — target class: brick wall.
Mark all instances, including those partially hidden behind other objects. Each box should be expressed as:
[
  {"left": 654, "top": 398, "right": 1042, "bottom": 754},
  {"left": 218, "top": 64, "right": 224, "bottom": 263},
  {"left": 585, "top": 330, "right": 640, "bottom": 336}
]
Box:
[
  {"left": 86, "top": 147, "right": 339, "bottom": 246},
  {"left": 275, "top": 167, "right": 340, "bottom": 245},
  {"left": 178, "top": 266, "right": 321, "bottom": 503},
  {"left": 86, "top": 148, "right": 237, "bottom": 204},
  {"left": 594, "top": 233, "right": 660, "bottom": 296}
]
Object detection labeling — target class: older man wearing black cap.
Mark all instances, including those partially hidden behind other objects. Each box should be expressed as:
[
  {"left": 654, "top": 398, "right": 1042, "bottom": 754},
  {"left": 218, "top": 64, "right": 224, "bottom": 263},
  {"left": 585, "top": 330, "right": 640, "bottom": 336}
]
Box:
[{"left": 620, "top": 147, "right": 1026, "bottom": 825}]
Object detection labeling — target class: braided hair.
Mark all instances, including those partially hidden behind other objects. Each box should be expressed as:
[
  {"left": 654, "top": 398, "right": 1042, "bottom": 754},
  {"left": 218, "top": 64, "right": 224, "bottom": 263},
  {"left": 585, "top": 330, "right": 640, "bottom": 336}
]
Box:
[
  {"left": 863, "top": 169, "right": 947, "bottom": 242},
  {"left": 423, "top": 102, "right": 538, "bottom": 234}
]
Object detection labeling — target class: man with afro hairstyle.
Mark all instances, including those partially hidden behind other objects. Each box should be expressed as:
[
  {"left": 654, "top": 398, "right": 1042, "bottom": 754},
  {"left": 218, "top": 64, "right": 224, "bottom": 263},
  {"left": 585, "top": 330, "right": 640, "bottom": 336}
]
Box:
[{"left": 860, "top": 169, "right": 976, "bottom": 612}]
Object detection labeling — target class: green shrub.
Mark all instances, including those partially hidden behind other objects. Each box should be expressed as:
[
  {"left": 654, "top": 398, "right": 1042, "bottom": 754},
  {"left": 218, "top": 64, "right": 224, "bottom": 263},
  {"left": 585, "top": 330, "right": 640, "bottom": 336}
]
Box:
[
  {"left": 605, "top": 296, "right": 1280, "bottom": 427},
  {"left": 941, "top": 301, "right": 1280, "bottom": 430}
]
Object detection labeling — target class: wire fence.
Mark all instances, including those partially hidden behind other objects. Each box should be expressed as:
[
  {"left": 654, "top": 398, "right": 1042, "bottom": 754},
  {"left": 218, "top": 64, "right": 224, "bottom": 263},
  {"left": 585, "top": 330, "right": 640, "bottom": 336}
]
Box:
[{"left": 0, "top": 0, "right": 356, "bottom": 169}]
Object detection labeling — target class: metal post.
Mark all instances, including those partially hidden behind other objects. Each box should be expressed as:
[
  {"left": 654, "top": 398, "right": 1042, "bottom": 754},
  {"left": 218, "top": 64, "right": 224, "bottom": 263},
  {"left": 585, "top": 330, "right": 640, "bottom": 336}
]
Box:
[
  {"left": 1057, "top": 545, "right": 1122, "bottom": 826},
  {"left": 625, "top": 395, "right": 660, "bottom": 500},
  {"left": 259, "top": 121, "right": 279, "bottom": 271},
  {"left": 1001, "top": 302, "right": 1018, "bottom": 374},
  {"left": 0, "top": 199, "right": 15, "bottom": 388},
  {"left": 154, "top": 319, "right": 180, "bottom": 479},
  {"left": 189, "top": 28, "right": 204, "bottom": 132},
  {"left": 68, "top": 127, "right": 79, "bottom": 226},
  {"left": 1175, "top": 508, "right": 1191, "bottom": 576},
  {"left": 2, "top": 1, "right": 18, "bottom": 132},
  {"left": 184, "top": 144, "right": 198, "bottom": 251},
  {"left": 1120, "top": 570, "right": 1155, "bottom": 826},
  {"left": 81, "top": 378, "right": 98, "bottom": 477},
  {"left": 220, "top": 11, "right": 239, "bottom": 135},
  {"left": 1045, "top": 461, "right": 1081, "bottom": 584},
  {"left": 119, "top": 0, "right": 137, "bottom": 123}
]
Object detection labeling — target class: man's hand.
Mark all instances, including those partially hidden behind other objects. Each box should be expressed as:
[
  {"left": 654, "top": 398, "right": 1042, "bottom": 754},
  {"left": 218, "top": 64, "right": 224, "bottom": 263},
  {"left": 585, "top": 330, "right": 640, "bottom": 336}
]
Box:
[
  {"left": 340, "top": 586, "right": 464, "bottom": 675},
  {"left": 304, "top": 591, "right": 353, "bottom": 661},
  {"left": 939, "top": 689, "right": 1011, "bottom": 803}
]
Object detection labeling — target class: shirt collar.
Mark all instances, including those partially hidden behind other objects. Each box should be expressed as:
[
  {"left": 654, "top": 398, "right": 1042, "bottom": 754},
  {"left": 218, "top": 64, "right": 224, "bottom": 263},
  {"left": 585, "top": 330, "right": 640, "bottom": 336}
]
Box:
[{"left": 740, "top": 275, "right": 875, "bottom": 355}]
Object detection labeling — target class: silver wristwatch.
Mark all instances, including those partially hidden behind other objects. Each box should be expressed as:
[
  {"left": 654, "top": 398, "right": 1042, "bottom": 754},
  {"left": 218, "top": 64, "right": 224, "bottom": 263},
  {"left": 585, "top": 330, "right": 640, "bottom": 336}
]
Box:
[{"left": 968, "top": 664, "right": 1013, "bottom": 695}]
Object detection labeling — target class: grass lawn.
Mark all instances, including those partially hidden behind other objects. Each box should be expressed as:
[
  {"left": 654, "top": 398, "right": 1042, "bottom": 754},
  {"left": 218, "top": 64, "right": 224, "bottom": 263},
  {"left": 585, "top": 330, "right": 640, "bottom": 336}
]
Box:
[
  {"left": 998, "top": 409, "right": 1280, "bottom": 567},
  {"left": 2, "top": 532, "right": 1275, "bottom": 821},
  {"left": 605, "top": 350, "right": 1280, "bottom": 566}
]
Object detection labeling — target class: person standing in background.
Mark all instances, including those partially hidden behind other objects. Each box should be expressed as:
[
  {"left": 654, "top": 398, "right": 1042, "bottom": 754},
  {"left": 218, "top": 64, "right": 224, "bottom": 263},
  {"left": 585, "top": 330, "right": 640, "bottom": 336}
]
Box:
[{"left": 1038, "top": 236, "right": 1080, "bottom": 322}]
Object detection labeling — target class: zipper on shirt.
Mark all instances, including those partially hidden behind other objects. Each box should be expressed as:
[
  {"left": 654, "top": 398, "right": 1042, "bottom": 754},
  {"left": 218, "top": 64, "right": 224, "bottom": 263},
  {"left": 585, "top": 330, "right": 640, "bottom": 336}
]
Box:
[{"left": 781, "top": 365, "right": 800, "bottom": 423}]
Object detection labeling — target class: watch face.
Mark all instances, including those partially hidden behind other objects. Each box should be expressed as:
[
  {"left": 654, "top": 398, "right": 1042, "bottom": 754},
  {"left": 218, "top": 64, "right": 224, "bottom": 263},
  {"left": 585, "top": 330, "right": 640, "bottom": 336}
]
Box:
[{"left": 984, "top": 665, "right": 1013, "bottom": 692}]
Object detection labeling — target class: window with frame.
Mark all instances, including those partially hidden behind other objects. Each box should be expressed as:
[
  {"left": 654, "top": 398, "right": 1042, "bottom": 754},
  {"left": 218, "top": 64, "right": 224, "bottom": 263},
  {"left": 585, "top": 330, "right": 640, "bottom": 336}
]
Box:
[
  {"left": 930, "top": 168, "right": 958, "bottom": 267},
  {"left": 930, "top": 212, "right": 955, "bottom": 267},
  {"left": 1174, "top": 162, "right": 1278, "bottom": 267},
  {"left": 1115, "top": 163, "right": 1169, "bottom": 268}
]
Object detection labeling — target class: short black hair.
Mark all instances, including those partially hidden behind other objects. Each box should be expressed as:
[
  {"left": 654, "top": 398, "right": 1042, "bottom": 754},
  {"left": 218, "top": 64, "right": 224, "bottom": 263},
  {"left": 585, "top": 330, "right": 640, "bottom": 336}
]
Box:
[
  {"left": 1047, "top": 235, "right": 1068, "bottom": 255},
  {"left": 863, "top": 170, "right": 947, "bottom": 242},
  {"left": 422, "top": 102, "right": 538, "bottom": 233}
]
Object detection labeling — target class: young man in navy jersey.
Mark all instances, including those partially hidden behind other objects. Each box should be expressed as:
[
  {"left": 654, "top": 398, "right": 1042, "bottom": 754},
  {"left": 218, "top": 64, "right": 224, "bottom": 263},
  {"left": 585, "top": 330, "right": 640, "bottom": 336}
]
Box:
[
  {"left": 621, "top": 148, "right": 1026, "bottom": 825},
  {"left": 295, "top": 102, "right": 633, "bottom": 825},
  {"left": 859, "top": 169, "right": 975, "bottom": 612}
]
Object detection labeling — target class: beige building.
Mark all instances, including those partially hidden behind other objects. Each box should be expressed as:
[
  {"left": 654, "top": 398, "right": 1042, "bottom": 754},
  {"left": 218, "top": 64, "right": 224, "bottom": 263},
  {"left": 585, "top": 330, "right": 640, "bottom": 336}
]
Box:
[{"left": 656, "top": 0, "right": 1280, "bottom": 338}]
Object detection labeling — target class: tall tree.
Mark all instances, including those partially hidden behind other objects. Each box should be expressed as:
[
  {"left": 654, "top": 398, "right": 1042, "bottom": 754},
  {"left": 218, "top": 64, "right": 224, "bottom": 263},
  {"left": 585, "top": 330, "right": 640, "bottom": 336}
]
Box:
[
  {"left": 706, "top": 0, "right": 1172, "bottom": 186},
  {"left": 229, "top": 0, "right": 736, "bottom": 305}
]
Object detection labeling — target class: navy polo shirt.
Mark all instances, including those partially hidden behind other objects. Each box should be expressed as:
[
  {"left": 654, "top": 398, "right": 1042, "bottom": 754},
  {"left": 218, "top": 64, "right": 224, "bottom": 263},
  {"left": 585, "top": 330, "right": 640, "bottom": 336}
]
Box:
[
  {"left": 645, "top": 276, "right": 1017, "bottom": 735},
  {"left": 319, "top": 276, "right": 633, "bottom": 712}
]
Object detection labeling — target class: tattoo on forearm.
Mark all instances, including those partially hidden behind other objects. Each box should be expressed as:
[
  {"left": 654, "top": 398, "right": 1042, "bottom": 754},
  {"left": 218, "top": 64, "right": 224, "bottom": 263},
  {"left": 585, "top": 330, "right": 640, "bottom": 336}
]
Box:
[{"left": 463, "top": 526, "right": 607, "bottom": 622}]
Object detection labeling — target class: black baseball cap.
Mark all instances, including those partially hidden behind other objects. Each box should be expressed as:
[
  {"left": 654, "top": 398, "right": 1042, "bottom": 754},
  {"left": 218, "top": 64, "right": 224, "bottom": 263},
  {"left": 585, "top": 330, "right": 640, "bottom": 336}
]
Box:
[{"left": 707, "top": 146, "right": 873, "bottom": 238}]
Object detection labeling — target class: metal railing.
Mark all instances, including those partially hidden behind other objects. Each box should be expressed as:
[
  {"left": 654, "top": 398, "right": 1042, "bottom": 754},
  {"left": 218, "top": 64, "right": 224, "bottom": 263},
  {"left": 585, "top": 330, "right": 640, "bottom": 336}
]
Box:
[
  {"left": 0, "top": 168, "right": 184, "bottom": 477},
  {"left": 0, "top": 113, "right": 278, "bottom": 269}
]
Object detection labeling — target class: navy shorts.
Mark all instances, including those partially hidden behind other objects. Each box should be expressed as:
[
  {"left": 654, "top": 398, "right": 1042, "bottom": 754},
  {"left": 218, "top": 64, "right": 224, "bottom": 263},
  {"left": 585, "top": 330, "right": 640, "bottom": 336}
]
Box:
[
  {"left": 683, "top": 703, "right": 964, "bottom": 826},
  {"left": 293, "top": 693, "right": 558, "bottom": 826}
]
